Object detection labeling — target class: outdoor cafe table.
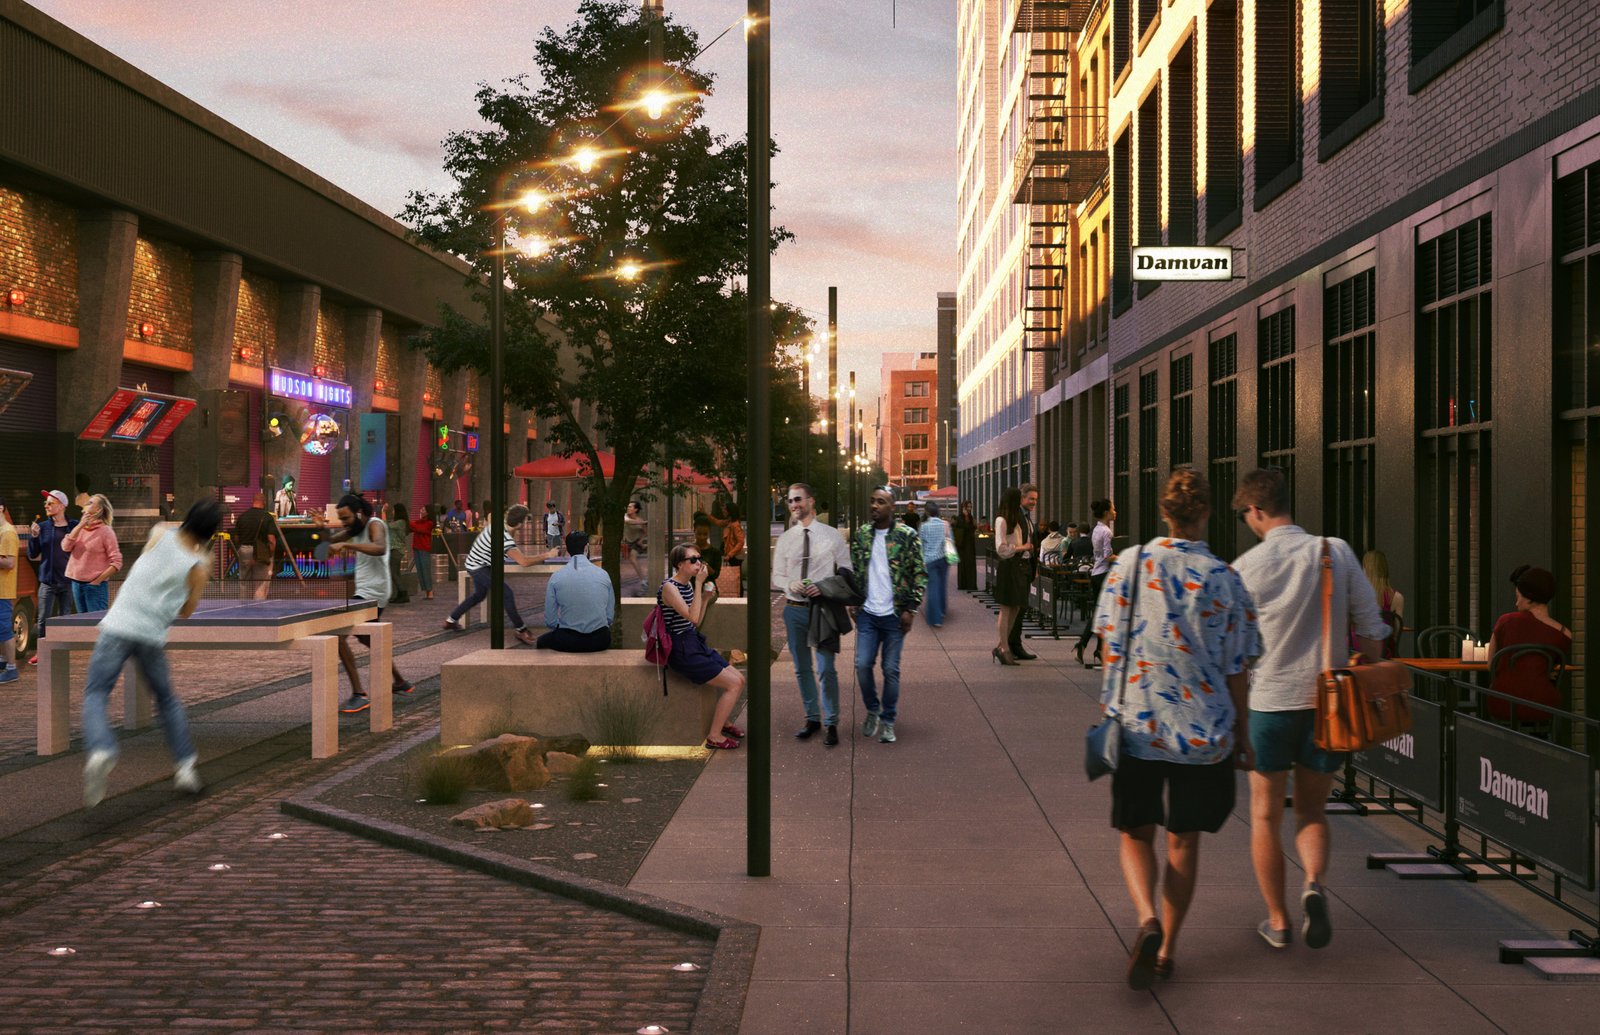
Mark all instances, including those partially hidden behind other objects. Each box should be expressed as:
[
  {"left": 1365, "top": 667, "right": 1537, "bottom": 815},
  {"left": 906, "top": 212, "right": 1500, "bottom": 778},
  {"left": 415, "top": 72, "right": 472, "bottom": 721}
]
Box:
[
  {"left": 1395, "top": 658, "right": 1488, "bottom": 674},
  {"left": 37, "top": 599, "right": 389, "bottom": 760}
]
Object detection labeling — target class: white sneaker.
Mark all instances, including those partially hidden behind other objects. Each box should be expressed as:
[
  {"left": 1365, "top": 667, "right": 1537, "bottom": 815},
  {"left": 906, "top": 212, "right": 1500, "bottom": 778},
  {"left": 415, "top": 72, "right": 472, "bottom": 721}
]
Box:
[
  {"left": 861, "top": 713, "right": 880, "bottom": 738},
  {"left": 879, "top": 721, "right": 897, "bottom": 744},
  {"left": 174, "top": 757, "right": 203, "bottom": 795},
  {"left": 84, "top": 750, "right": 116, "bottom": 808}
]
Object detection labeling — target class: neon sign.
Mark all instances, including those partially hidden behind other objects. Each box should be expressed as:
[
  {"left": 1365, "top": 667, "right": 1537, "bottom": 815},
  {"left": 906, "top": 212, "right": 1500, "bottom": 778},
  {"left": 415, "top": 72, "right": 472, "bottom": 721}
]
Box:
[{"left": 268, "top": 366, "right": 353, "bottom": 409}]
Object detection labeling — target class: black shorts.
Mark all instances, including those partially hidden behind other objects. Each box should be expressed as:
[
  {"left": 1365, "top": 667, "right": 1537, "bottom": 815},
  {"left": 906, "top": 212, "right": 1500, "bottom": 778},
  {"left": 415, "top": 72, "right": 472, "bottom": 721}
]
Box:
[
  {"left": 352, "top": 599, "right": 384, "bottom": 647},
  {"left": 1110, "top": 754, "right": 1236, "bottom": 835}
]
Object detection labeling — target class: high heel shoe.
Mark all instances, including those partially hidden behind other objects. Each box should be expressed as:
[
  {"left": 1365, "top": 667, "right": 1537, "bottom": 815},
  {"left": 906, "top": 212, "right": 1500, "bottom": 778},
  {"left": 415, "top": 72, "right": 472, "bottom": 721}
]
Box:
[
  {"left": 992, "top": 647, "right": 1020, "bottom": 666},
  {"left": 1074, "top": 644, "right": 1087, "bottom": 667}
]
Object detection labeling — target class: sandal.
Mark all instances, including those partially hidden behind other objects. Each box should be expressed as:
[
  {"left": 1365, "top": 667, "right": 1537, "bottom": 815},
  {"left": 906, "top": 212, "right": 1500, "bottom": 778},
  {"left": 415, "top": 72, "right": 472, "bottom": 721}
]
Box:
[
  {"left": 721, "top": 724, "right": 746, "bottom": 739},
  {"left": 704, "top": 737, "right": 740, "bottom": 750}
]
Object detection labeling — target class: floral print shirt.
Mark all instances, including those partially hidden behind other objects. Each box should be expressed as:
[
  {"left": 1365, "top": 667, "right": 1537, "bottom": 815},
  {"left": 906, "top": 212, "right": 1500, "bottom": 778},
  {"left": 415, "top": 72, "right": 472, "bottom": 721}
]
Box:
[{"left": 1094, "top": 537, "right": 1261, "bottom": 764}]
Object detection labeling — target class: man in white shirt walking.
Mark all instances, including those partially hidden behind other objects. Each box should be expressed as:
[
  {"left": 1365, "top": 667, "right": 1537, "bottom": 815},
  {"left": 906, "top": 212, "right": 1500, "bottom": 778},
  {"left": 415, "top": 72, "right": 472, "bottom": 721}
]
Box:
[
  {"left": 772, "top": 483, "right": 851, "bottom": 746},
  {"left": 1232, "top": 468, "right": 1389, "bottom": 952}
]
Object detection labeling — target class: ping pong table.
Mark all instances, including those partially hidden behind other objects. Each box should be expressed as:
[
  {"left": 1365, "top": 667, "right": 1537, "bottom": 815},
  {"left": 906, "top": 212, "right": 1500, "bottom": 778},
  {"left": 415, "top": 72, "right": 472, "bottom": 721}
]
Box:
[{"left": 37, "top": 598, "right": 390, "bottom": 760}]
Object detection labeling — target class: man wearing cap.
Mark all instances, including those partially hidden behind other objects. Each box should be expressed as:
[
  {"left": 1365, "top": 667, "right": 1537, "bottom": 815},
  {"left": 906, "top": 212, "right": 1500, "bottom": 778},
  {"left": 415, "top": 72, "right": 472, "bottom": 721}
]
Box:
[
  {"left": 537, "top": 530, "right": 615, "bottom": 652},
  {"left": 27, "top": 489, "right": 77, "bottom": 664}
]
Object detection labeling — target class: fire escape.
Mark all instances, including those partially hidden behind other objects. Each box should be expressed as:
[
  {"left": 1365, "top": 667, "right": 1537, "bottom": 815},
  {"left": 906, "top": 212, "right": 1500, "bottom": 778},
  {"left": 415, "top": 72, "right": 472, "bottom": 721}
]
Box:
[{"left": 1011, "top": 1, "right": 1107, "bottom": 357}]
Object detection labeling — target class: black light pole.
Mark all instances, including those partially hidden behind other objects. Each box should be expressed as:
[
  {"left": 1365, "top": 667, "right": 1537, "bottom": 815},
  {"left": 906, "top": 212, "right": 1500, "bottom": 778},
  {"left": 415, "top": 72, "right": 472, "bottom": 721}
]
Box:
[
  {"left": 488, "top": 198, "right": 506, "bottom": 650},
  {"left": 828, "top": 286, "right": 838, "bottom": 526},
  {"left": 800, "top": 354, "right": 810, "bottom": 491},
  {"left": 746, "top": 0, "right": 772, "bottom": 878},
  {"left": 847, "top": 370, "right": 857, "bottom": 533}
]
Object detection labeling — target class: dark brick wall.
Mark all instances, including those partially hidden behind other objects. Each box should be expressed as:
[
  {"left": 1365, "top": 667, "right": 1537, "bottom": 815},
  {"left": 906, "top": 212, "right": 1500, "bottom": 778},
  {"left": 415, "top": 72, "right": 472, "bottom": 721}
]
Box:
[
  {"left": 232, "top": 271, "right": 278, "bottom": 370},
  {"left": 313, "top": 299, "right": 347, "bottom": 380},
  {"left": 126, "top": 236, "right": 193, "bottom": 352},
  {"left": 0, "top": 183, "right": 79, "bottom": 326}
]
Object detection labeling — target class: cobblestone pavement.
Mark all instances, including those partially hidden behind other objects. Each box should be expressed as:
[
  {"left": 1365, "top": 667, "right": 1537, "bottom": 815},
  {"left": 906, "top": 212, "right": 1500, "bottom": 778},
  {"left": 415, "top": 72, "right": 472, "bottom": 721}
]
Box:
[{"left": 0, "top": 656, "right": 717, "bottom": 1033}]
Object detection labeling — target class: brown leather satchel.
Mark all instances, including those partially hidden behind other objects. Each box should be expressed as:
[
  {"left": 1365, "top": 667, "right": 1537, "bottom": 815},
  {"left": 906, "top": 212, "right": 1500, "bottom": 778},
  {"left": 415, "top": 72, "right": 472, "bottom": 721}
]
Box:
[{"left": 1314, "top": 539, "right": 1414, "bottom": 752}]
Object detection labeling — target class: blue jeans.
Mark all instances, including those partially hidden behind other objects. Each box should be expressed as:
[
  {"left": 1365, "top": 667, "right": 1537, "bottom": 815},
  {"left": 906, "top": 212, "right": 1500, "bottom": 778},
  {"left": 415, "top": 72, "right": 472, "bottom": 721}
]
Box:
[
  {"left": 855, "top": 611, "right": 905, "bottom": 724},
  {"left": 924, "top": 558, "right": 949, "bottom": 626},
  {"left": 71, "top": 579, "right": 110, "bottom": 614},
  {"left": 414, "top": 546, "right": 434, "bottom": 593},
  {"left": 784, "top": 603, "right": 839, "bottom": 725},
  {"left": 82, "top": 631, "right": 196, "bottom": 764},
  {"left": 449, "top": 566, "right": 526, "bottom": 628},
  {"left": 36, "top": 580, "right": 74, "bottom": 640}
]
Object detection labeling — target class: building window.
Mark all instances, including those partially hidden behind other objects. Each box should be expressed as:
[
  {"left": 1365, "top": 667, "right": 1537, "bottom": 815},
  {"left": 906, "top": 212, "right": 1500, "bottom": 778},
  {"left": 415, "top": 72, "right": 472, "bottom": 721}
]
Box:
[
  {"left": 1324, "top": 269, "right": 1376, "bottom": 557},
  {"left": 1113, "top": 128, "right": 1132, "bottom": 314},
  {"left": 1114, "top": 382, "right": 1131, "bottom": 528},
  {"left": 1253, "top": 0, "right": 1302, "bottom": 210},
  {"left": 1258, "top": 307, "right": 1297, "bottom": 506},
  {"left": 1205, "top": 0, "right": 1241, "bottom": 241},
  {"left": 1138, "top": 0, "right": 1159, "bottom": 42},
  {"left": 905, "top": 381, "right": 930, "bottom": 397},
  {"left": 905, "top": 408, "right": 929, "bottom": 424},
  {"left": 1410, "top": 0, "right": 1503, "bottom": 93},
  {"left": 1137, "top": 85, "right": 1161, "bottom": 298},
  {"left": 1114, "top": 0, "right": 1130, "bottom": 81},
  {"left": 1170, "top": 353, "right": 1193, "bottom": 467},
  {"left": 1207, "top": 334, "right": 1239, "bottom": 559},
  {"left": 1168, "top": 36, "right": 1196, "bottom": 247},
  {"left": 1416, "top": 214, "right": 1493, "bottom": 635},
  {"left": 903, "top": 433, "right": 929, "bottom": 450},
  {"left": 1138, "top": 369, "right": 1159, "bottom": 543},
  {"left": 1319, "top": 0, "right": 1384, "bottom": 159},
  {"left": 905, "top": 460, "right": 928, "bottom": 476}
]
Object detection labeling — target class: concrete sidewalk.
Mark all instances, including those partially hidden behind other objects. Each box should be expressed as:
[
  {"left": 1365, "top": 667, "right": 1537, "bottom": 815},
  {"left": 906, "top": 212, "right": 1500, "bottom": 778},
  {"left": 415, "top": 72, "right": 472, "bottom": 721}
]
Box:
[{"left": 632, "top": 588, "right": 1600, "bottom": 1034}]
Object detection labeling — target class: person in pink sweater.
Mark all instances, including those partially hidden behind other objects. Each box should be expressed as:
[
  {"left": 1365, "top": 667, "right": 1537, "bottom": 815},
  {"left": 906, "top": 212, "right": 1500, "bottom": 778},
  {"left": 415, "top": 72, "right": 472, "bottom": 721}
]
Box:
[{"left": 62, "top": 493, "right": 123, "bottom": 614}]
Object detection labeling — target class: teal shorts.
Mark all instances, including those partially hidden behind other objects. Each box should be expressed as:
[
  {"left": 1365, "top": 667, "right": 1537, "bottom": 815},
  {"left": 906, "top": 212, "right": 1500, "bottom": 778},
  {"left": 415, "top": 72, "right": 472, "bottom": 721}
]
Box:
[{"left": 1249, "top": 708, "right": 1346, "bottom": 774}]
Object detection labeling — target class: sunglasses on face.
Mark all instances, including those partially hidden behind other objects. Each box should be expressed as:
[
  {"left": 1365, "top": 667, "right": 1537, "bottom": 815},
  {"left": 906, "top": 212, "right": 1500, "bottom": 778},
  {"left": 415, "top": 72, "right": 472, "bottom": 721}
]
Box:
[
  {"left": 684, "top": 555, "right": 703, "bottom": 564},
  {"left": 1236, "top": 506, "right": 1254, "bottom": 523},
  {"left": 787, "top": 496, "right": 809, "bottom": 504}
]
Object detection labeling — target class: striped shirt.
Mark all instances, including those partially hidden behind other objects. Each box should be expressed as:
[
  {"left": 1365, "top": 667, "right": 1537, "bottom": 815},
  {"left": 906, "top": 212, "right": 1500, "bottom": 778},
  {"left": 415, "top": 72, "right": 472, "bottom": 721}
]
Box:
[
  {"left": 464, "top": 525, "right": 518, "bottom": 572},
  {"left": 658, "top": 578, "right": 699, "bottom": 637}
]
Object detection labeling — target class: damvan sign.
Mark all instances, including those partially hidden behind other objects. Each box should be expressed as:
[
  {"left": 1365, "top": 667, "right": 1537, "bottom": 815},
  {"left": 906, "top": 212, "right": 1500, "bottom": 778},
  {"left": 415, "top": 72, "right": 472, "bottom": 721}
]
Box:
[
  {"left": 1453, "top": 715, "right": 1594, "bottom": 887},
  {"left": 1353, "top": 697, "right": 1443, "bottom": 809},
  {"left": 1131, "top": 246, "right": 1235, "bottom": 281}
]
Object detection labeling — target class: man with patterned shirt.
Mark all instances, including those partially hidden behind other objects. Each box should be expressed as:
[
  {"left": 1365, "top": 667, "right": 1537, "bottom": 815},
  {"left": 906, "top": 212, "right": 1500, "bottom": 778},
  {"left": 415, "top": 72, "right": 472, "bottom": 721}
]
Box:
[{"left": 849, "top": 487, "right": 927, "bottom": 744}]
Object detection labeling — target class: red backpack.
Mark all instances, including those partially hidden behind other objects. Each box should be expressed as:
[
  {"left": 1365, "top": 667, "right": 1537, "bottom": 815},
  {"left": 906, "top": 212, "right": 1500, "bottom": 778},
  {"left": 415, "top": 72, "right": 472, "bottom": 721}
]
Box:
[{"left": 643, "top": 604, "right": 672, "bottom": 695}]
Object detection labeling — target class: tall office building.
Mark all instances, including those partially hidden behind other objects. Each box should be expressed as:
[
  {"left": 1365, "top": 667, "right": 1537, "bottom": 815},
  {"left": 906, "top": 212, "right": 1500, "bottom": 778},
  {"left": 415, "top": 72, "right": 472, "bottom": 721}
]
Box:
[{"left": 935, "top": 291, "right": 957, "bottom": 487}]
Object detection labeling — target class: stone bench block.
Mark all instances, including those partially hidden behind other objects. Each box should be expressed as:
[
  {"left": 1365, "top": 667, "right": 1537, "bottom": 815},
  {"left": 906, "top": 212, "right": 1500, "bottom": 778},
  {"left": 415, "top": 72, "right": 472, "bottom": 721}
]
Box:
[
  {"left": 440, "top": 648, "right": 715, "bottom": 747},
  {"left": 618, "top": 597, "right": 747, "bottom": 652}
]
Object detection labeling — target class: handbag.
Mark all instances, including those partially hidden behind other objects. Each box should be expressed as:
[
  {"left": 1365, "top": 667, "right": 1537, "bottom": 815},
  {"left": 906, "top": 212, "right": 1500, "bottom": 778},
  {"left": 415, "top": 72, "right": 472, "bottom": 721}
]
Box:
[
  {"left": 1085, "top": 549, "right": 1142, "bottom": 780},
  {"left": 1313, "top": 540, "right": 1414, "bottom": 751},
  {"left": 944, "top": 535, "right": 959, "bottom": 566}
]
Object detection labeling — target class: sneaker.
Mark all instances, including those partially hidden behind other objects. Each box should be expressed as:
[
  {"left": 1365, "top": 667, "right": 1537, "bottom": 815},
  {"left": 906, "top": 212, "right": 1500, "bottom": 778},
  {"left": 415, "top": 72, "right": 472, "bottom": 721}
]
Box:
[
  {"left": 174, "top": 757, "right": 203, "bottom": 795},
  {"left": 340, "top": 694, "right": 370, "bottom": 714},
  {"left": 1301, "top": 883, "right": 1332, "bottom": 949},
  {"left": 28, "top": 655, "right": 39, "bottom": 666},
  {"left": 878, "top": 721, "right": 896, "bottom": 744},
  {"left": 860, "top": 713, "right": 880, "bottom": 738},
  {"left": 1257, "top": 919, "right": 1291, "bottom": 950},
  {"left": 442, "top": 619, "right": 463, "bottom": 632},
  {"left": 0, "top": 667, "right": 17, "bottom": 683},
  {"left": 392, "top": 681, "right": 415, "bottom": 695},
  {"left": 84, "top": 750, "right": 116, "bottom": 808}
]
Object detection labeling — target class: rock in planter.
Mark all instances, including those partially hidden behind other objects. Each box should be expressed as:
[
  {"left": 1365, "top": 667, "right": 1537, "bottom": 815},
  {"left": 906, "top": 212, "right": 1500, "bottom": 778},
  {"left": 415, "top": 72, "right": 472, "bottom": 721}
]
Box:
[
  {"left": 445, "top": 734, "right": 551, "bottom": 792},
  {"left": 544, "top": 751, "right": 583, "bottom": 775},
  {"left": 450, "top": 799, "right": 536, "bottom": 829},
  {"left": 534, "top": 732, "right": 591, "bottom": 760}
]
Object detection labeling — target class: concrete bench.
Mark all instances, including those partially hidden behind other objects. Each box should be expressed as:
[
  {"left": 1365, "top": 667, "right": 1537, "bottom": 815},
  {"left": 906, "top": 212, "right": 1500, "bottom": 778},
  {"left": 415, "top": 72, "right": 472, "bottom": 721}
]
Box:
[
  {"left": 618, "top": 597, "right": 747, "bottom": 652},
  {"left": 440, "top": 648, "right": 717, "bottom": 747}
]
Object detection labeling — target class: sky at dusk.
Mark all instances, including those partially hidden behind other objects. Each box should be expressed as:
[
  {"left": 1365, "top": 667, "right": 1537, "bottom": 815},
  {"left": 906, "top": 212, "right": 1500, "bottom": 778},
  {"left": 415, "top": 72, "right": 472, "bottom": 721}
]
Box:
[{"left": 29, "top": 0, "right": 958, "bottom": 406}]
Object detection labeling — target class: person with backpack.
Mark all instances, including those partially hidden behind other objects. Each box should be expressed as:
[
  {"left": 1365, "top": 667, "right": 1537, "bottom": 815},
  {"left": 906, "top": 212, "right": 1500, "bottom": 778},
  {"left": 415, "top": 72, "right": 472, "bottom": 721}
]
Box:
[
  {"left": 543, "top": 501, "right": 566, "bottom": 554},
  {"left": 656, "top": 543, "right": 746, "bottom": 749}
]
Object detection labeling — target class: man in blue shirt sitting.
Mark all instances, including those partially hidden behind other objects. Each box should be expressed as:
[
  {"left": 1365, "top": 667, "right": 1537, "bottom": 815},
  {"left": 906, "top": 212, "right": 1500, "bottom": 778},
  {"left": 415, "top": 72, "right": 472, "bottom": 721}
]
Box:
[{"left": 537, "top": 531, "right": 615, "bottom": 652}]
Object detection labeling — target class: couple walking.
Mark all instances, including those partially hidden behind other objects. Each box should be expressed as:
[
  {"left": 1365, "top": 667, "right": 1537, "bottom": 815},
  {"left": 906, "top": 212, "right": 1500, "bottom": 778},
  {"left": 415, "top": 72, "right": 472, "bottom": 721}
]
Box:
[
  {"left": 1096, "top": 467, "right": 1390, "bottom": 988},
  {"left": 774, "top": 483, "right": 927, "bottom": 746}
]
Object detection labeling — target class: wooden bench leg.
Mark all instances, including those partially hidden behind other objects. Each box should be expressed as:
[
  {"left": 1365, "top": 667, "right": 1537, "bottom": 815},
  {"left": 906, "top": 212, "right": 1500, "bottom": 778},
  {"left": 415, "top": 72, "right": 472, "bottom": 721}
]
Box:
[
  {"left": 36, "top": 644, "right": 71, "bottom": 756},
  {"left": 303, "top": 635, "right": 340, "bottom": 758},
  {"left": 353, "top": 621, "right": 393, "bottom": 733},
  {"left": 125, "top": 659, "right": 155, "bottom": 731}
]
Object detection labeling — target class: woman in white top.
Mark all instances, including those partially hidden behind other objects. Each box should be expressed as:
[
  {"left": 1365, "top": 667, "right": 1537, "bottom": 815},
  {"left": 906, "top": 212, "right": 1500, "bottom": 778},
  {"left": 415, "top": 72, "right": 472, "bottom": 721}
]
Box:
[
  {"left": 1075, "top": 498, "right": 1118, "bottom": 668},
  {"left": 622, "top": 500, "right": 648, "bottom": 582},
  {"left": 991, "top": 486, "right": 1031, "bottom": 665}
]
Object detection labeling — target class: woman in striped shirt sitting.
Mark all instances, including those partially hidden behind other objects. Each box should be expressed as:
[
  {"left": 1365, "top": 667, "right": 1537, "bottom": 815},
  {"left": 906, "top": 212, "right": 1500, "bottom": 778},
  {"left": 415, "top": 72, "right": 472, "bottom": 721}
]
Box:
[{"left": 660, "top": 543, "right": 746, "bottom": 749}]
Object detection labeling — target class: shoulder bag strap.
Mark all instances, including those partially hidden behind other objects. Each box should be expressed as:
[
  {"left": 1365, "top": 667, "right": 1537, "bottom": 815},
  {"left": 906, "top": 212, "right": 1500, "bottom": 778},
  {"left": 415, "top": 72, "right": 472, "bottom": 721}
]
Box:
[
  {"left": 1320, "top": 538, "right": 1335, "bottom": 673},
  {"left": 1115, "top": 549, "right": 1145, "bottom": 711}
]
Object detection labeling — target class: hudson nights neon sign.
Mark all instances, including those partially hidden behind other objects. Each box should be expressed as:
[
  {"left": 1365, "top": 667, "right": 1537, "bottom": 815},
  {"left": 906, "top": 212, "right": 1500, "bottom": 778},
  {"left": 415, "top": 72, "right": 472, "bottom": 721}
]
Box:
[{"left": 268, "top": 367, "right": 353, "bottom": 409}]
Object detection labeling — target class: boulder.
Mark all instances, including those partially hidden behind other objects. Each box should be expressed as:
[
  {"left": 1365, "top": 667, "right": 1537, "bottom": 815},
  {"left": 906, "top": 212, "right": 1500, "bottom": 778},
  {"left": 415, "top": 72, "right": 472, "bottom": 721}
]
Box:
[
  {"left": 446, "top": 734, "right": 551, "bottom": 792},
  {"left": 535, "top": 732, "right": 591, "bottom": 759},
  {"left": 450, "top": 799, "right": 536, "bottom": 829},
  {"left": 544, "top": 751, "right": 582, "bottom": 775}
]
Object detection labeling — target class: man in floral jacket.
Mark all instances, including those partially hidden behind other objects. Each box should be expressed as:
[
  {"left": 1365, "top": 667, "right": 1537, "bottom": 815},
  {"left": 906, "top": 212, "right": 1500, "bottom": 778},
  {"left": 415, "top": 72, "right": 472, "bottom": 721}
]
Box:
[{"left": 849, "top": 487, "right": 927, "bottom": 744}]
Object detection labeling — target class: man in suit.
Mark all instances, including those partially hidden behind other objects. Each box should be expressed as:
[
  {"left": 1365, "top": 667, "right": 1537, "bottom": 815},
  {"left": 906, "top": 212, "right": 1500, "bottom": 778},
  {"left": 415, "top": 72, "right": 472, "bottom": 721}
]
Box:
[{"left": 1007, "top": 483, "right": 1040, "bottom": 660}]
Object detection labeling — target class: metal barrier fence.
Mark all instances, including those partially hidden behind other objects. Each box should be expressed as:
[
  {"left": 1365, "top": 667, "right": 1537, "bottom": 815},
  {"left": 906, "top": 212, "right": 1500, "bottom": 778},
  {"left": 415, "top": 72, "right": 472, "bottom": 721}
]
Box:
[{"left": 1335, "top": 668, "right": 1599, "bottom": 973}]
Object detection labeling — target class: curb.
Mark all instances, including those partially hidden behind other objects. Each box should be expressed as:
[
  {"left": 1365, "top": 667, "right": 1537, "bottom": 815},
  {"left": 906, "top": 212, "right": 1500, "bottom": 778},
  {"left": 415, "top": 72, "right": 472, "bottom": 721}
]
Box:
[{"left": 281, "top": 726, "right": 758, "bottom": 1035}]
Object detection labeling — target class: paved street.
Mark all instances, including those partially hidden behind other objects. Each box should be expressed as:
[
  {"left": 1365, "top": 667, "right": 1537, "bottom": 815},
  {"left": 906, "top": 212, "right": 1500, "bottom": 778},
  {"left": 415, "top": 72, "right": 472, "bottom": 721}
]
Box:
[{"left": 637, "top": 588, "right": 1600, "bottom": 1034}]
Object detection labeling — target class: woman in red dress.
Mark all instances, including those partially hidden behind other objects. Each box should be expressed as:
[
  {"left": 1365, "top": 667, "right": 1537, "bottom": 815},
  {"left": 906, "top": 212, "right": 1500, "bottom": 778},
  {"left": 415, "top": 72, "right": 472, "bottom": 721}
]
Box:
[{"left": 1486, "top": 565, "right": 1571, "bottom": 723}]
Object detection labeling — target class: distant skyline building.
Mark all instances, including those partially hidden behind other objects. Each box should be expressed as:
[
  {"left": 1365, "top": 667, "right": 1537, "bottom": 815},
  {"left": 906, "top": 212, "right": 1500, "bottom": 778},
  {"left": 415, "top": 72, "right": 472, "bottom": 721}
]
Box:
[
  {"left": 875, "top": 351, "right": 938, "bottom": 495},
  {"left": 935, "top": 291, "right": 957, "bottom": 487}
]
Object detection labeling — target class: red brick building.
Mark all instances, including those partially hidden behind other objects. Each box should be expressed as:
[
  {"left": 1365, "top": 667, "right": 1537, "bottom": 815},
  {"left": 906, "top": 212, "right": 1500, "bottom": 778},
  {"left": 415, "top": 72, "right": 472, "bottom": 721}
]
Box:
[{"left": 877, "top": 353, "right": 940, "bottom": 495}]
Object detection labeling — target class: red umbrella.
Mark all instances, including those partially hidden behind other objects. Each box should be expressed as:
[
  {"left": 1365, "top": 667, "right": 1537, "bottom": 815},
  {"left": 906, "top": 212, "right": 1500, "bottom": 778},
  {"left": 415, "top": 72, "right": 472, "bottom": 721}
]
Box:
[
  {"left": 925, "top": 485, "right": 959, "bottom": 499},
  {"left": 513, "top": 450, "right": 616, "bottom": 480}
]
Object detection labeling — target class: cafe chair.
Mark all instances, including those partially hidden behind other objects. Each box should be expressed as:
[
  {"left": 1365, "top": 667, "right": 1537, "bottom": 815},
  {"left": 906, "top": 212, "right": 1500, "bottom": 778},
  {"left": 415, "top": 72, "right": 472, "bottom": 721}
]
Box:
[
  {"left": 1377, "top": 610, "right": 1403, "bottom": 657},
  {"left": 1416, "top": 624, "right": 1473, "bottom": 660},
  {"left": 1486, "top": 643, "right": 1569, "bottom": 741}
]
